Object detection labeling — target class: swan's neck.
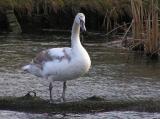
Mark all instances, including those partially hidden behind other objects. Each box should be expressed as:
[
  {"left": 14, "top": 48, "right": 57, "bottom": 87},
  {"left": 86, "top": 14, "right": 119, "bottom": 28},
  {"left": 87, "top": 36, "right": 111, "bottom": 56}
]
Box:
[{"left": 71, "top": 20, "right": 82, "bottom": 49}]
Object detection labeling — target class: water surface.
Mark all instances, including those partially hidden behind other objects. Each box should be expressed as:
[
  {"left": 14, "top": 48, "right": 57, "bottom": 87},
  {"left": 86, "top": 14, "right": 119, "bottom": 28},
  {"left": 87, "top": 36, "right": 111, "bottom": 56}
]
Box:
[
  {"left": 0, "top": 33, "right": 160, "bottom": 118},
  {"left": 1, "top": 110, "right": 160, "bottom": 119}
]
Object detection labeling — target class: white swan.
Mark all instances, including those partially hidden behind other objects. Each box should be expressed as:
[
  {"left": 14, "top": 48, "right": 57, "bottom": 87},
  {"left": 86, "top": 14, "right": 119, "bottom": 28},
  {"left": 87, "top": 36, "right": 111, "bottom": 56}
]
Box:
[{"left": 22, "top": 13, "right": 91, "bottom": 102}]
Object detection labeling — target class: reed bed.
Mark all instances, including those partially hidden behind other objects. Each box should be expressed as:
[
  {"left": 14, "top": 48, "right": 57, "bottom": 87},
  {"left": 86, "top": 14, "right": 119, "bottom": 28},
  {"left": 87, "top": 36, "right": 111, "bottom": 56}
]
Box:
[
  {"left": 131, "top": 0, "right": 160, "bottom": 58},
  {"left": 0, "top": 0, "right": 131, "bottom": 32},
  {"left": 0, "top": 0, "right": 130, "bottom": 14},
  {"left": 145, "top": 0, "right": 159, "bottom": 57}
]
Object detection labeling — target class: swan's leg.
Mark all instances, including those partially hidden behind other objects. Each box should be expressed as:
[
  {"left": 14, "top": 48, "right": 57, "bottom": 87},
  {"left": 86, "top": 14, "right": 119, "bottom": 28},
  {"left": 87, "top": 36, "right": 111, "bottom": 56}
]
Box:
[
  {"left": 62, "top": 81, "right": 67, "bottom": 102},
  {"left": 49, "top": 82, "right": 53, "bottom": 102}
]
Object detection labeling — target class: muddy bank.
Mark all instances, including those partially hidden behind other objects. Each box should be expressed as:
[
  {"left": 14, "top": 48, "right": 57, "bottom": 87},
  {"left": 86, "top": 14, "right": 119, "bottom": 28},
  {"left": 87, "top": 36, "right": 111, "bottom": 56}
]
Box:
[{"left": 0, "top": 94, "right": 160, "bottom": 113}]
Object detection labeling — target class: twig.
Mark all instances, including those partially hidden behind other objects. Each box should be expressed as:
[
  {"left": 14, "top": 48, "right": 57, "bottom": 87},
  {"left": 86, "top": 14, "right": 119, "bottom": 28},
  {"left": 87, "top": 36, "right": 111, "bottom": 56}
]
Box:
[
  {"left": 122, "top": 20, "right": 133, "bottom": 41},
  {"left": 104, "top": 22, "right": 130, "bottom": 37}
]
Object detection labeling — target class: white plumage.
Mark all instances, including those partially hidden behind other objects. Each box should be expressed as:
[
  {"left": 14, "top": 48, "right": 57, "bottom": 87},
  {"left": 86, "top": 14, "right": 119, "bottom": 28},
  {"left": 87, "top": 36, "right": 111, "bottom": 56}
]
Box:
[{"left": 22, "top": 13, "right": 91, "bottom": 102}]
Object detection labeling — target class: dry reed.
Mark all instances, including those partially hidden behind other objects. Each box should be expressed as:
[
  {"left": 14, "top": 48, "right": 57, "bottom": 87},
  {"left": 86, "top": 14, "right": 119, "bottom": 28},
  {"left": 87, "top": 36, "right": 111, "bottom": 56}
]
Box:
[
  {"left": 131, "top": 0, "right": 160, "bottom": 57},
  {"left": 0, "top": 0, "right": 131, "bottom": 32}
]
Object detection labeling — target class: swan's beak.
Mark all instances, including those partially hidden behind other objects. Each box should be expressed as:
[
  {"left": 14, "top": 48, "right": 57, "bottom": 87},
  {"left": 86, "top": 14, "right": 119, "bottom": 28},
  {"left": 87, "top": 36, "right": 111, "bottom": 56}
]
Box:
[{"left": 80, "top": 19, "right": 86, "bottom": 32}]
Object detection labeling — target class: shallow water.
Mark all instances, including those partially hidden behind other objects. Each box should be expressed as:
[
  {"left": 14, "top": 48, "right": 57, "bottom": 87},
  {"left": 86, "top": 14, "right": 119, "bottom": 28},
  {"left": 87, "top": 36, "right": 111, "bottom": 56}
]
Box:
[
  {"left": 1, "top": 110, "right": 160, "bottom": 119},
  {"left": 0, "top": 33, "right": 160, "bottom": 118}
]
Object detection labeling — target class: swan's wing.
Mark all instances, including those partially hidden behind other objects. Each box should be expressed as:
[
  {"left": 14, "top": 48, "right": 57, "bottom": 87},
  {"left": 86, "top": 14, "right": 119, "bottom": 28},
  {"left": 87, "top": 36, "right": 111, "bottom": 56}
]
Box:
[{"left": 32, "top": 47, "right": 71, "bottom": 69}]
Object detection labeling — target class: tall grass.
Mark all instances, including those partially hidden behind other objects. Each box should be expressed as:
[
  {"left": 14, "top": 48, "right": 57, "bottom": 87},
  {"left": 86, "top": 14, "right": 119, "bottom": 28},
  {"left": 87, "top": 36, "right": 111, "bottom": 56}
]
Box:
[
  {"left": 131, "top": 0, "right": 160, "bottom": 57},
  {"left": 0, "top": 0, "right": 129, "bottom": 14},
  {"left": 0, "top": 0, "right": 131, "bottom": 32},
  {"left": 131, "top": 0, "right": 144, "bottom": 39},
  {"left": 145, "top": 0, "right": 159, "bottom": 57}
]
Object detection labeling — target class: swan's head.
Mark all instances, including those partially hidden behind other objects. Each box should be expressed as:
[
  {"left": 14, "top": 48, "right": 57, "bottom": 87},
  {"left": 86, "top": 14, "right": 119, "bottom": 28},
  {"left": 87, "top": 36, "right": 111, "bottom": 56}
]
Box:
[{"left": 75, "top": 13, "right": 86, "bottom": 32}]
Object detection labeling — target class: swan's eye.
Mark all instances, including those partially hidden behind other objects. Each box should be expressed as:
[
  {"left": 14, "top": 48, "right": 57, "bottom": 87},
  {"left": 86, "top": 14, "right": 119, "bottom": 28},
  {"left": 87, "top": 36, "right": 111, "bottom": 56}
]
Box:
[{"left": 79, "top": 16, "right": 83, "bottom": 19}]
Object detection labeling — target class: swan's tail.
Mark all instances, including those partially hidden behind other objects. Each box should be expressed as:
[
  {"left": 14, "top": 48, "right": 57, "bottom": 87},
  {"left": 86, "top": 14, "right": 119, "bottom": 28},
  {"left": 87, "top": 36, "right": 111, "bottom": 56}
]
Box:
[
  {"left": 22, "top": 64, "right": 42, "bottom": 77},
  {"left": 22, "top": 64, "right": 31, "bottom": 72}
]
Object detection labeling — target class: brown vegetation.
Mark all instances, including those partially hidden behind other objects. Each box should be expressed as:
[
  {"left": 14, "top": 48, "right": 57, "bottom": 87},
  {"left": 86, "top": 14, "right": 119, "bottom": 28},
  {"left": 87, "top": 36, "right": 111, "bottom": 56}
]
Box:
[
  {"left": 0, "top": 0, "right": 132, "bottom": 32},
  {"left": 130, "top": 0, "right": 160, "bottom": 58}
]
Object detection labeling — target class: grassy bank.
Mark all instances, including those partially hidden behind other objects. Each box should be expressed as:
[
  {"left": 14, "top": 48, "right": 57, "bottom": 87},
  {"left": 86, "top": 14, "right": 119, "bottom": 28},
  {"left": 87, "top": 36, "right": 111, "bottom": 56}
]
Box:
[{"left": 0, "top": 0, "right": 132, "bottom": 33}]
